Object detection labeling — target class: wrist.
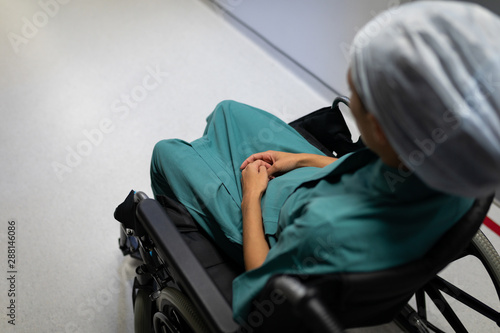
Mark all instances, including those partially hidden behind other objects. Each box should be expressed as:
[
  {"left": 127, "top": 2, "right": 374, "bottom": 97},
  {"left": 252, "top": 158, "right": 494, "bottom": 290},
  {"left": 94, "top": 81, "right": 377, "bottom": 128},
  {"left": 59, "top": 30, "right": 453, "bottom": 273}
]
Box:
[
  {"left": 242, "top": 190, "right": 263, "bottom": 201},
  {"left": 296, "top": 153, "right": 311, "bottom": 168},
  {"left": 297, "top": 153, "right": 336, "bottom": 168},
  {"left": 241, "top": 191, "right": 262, "bottom": 208}
]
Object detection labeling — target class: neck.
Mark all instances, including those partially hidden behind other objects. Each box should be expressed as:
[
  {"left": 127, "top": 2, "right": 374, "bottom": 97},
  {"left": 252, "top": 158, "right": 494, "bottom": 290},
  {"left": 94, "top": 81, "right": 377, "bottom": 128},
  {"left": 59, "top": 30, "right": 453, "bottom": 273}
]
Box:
[{"left": 378, "top": 147, "right": 403, "bottom": 169}]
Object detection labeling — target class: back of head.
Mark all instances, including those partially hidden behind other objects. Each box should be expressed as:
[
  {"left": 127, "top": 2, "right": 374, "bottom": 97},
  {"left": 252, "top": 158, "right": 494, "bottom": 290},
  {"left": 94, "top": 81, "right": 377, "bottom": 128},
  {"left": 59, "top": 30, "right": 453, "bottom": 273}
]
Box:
[{"left": 350, "top": 1, "right": 500, "bottom": 197}]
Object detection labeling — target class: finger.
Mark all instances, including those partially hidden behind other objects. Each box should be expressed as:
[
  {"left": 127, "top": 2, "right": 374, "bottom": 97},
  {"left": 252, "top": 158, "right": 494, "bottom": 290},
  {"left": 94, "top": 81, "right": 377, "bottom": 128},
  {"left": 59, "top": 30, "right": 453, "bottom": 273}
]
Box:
[
  {"left": 267, "top": 165, "right": 278, "bottom": 177},
  {"left": 253, "top": 159, "right": 272, "bottom": 169},
  {"left": 240, "top": 153, "right": 263, "bottom": 169},
  {"left": 243, "top": 160, "right": 262, "bottom": 173},
  {"left": 259, "top": 166, "right": 269, "bottom": 184},
  {"left": 240, "top": 156, "right": 255, "bottom": 170},
  {"left": 240, "top": 152, "right": 271, "bottom": 169},
  {"left": 267, "top": 165, "right": 286, "bottom": 178},
  {"left": 242, "top": 157, "right": 270, "bottom": 171}
]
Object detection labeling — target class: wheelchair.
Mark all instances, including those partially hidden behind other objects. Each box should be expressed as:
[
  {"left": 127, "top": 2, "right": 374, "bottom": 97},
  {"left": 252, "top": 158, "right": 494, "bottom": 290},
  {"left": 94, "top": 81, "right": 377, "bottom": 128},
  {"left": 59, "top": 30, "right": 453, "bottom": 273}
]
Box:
[{"left": 115, "top": 97, "right": 500, "bottom": 333}]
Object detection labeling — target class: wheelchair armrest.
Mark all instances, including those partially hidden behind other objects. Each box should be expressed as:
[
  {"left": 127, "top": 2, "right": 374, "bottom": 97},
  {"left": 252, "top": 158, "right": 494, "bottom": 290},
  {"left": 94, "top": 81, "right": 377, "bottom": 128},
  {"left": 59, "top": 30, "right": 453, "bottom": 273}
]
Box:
[
  {"left": 136, "top": 198, "right": 239, "bottom": 333},
  {"left": 270, "top": 276, "right": 344, "bottom": 333}
]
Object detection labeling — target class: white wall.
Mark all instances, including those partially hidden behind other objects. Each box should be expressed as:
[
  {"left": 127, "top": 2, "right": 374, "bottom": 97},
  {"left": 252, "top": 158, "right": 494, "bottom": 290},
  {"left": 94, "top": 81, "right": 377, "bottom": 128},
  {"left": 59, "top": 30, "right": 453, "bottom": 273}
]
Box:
[{"left": 205, "top": 0, "right": 411, "bottom": 101}]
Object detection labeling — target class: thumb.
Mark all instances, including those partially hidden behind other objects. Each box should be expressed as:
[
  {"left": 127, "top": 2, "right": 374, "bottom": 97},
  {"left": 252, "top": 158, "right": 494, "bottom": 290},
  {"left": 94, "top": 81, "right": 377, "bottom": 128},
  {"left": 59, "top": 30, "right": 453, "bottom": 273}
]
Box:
[{"left": 267, "top": 165, "right": 278, "bottom": 178}]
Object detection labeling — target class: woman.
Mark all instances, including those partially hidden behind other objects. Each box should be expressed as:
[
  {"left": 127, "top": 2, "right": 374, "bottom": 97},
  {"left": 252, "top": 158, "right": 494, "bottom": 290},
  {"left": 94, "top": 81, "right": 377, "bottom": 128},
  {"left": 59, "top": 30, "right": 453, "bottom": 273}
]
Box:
[{"left": 150, "top": 1, "right": 500, "bottom": 321}]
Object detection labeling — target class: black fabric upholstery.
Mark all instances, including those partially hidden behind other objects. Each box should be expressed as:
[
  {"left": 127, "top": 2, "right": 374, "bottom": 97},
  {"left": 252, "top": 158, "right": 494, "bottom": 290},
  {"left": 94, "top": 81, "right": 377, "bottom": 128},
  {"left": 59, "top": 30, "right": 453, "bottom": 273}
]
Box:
[
  {"left": 156, "top": 194, "right": 243, "bottom": 304},
  {"left": 289, "top": 98, "right": 364, "bottom": 157},
  {"left": 114, "top": 189, "right": 146, "bottom": 237}
]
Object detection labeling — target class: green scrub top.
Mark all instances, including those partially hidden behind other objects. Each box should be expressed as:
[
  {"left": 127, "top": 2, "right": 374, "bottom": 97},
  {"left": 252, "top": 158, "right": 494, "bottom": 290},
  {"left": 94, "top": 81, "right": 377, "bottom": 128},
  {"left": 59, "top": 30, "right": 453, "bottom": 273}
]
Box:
[{"left": 150, "top": 100, "right": 474, "bottom": 322}]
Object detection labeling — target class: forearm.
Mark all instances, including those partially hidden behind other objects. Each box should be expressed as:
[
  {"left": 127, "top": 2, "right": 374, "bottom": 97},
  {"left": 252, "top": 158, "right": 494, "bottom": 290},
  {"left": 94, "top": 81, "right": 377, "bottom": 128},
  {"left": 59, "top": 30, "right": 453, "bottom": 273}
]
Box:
[
  {"left": 241, "top": 193, "right": 270, "bottom": 271},
  {"left": 296, "top": 153, "right": 338, "bottom": 168}
]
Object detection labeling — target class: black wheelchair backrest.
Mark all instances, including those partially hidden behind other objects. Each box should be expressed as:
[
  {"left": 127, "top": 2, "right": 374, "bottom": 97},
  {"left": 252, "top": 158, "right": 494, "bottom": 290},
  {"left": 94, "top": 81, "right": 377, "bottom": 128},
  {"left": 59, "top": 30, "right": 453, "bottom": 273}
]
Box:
[{"left": 289, "top": 97, "right": 364, "bottom": 158}]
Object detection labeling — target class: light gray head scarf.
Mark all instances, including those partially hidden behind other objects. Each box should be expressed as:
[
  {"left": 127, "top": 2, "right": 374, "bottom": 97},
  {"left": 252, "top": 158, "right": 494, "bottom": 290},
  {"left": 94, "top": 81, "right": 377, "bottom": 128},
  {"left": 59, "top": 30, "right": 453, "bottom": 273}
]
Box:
[{"left": 350, "top": 1, "right": 500, "bottom": 197}]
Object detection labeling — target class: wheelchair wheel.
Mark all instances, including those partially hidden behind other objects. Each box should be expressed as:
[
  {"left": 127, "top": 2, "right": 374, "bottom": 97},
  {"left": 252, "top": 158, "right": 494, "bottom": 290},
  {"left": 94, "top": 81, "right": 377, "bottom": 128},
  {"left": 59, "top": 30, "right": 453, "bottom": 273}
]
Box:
[
  {"left": 135, "top": 289, "right": 153, "bottom": 333},
  {"left": 470, "top": 230, "right": 500, "bottom": 290},
  {"left": 154, "top": 287, "right": 209, "bottom": 333},
  {"left": 396, "top": 229, "right": 500, "bottom": 332}
]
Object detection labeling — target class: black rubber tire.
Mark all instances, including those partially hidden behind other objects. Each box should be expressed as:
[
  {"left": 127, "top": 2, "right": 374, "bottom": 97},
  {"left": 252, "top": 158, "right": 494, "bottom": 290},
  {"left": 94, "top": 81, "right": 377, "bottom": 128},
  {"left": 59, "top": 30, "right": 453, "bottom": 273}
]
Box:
[
  {"left": 134, "top": 289, "right": 153, "bottom": 333},
  {"left": 470, "top": 230, "right": 500, "bottom": 297},
  {"left": 155, "top": 287, "right": 210, "bottom": 333}
]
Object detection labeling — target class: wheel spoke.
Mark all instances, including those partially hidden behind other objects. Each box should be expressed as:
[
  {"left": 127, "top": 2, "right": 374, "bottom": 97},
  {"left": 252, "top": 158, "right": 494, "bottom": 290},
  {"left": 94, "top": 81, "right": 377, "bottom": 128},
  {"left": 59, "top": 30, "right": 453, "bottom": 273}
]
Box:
[
  {"left": 430, "top": 276, "right": 500, "bottom": 323},
  {"left": 424, "top": 284, "right": 468, "bottom": 333}
]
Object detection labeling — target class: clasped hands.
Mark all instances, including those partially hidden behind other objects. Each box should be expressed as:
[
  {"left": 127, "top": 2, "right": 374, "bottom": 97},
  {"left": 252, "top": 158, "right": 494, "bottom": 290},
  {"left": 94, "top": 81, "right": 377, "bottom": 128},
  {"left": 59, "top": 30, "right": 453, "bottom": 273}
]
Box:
[
  {"left": 240, "top": 151, "right": 305, "bottom": 199},
  {"left": 239, "top": 151, "right": 336, "bottom": 270},
  {"left": 239, "top": 151, "right": 299, "bottom": 270},
  {"left": 240, "top": 150, "right": 337, "bottom": 199}
]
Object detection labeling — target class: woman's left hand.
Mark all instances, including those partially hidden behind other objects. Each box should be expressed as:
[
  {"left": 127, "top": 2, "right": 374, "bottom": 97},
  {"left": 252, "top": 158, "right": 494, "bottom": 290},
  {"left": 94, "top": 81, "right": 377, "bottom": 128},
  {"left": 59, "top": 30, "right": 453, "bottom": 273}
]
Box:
[{"left": 241, "top": 160, "right": 269, "bottom": 199}]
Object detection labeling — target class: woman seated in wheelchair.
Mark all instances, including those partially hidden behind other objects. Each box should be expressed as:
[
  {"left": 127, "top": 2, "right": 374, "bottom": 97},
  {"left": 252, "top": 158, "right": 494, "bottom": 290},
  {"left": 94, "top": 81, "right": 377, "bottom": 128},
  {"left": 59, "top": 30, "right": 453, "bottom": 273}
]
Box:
[{"left": 150, "top": 1, "right": 500, "bottom": 319}]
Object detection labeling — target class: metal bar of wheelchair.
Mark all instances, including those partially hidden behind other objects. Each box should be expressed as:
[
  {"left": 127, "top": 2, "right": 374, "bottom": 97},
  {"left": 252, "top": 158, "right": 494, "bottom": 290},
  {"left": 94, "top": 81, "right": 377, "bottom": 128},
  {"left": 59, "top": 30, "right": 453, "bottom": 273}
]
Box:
[
  {"left": 429, "top": 275, "right": 500, "bottom": 325},
  {"left": 424, "top": 283, "right": 468, "bottom": 333},
  {"left": 136, "top": 197, "right": 240, "bottom": 333}
]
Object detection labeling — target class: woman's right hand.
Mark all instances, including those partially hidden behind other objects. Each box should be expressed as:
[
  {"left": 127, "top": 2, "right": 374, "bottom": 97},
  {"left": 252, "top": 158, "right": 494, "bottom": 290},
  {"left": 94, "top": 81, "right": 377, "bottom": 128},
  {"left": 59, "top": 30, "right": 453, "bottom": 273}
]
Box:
[{"left": 240, "top": 151, "right": 304, "bottom": 179}]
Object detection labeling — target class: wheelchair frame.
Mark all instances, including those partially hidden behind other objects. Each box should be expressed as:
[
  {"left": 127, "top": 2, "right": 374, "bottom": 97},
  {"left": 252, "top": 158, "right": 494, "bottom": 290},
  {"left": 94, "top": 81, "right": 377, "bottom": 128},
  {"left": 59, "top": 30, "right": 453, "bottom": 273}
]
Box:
[
  {"left": 396, "top": 229, "right": 500, "bottom": 332},
  {"left": 116, "top": 98, "right": 500, "bottom": 333}
]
